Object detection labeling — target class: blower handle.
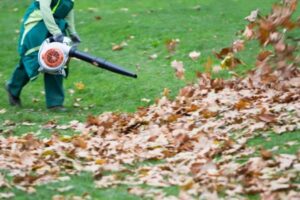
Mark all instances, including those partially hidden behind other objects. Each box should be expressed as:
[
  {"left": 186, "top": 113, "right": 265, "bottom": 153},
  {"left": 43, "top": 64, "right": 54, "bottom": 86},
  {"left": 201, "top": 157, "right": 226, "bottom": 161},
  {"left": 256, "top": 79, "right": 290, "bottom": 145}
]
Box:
[{"left": 69, "top": 47, "right": 137, "bottom": 78}]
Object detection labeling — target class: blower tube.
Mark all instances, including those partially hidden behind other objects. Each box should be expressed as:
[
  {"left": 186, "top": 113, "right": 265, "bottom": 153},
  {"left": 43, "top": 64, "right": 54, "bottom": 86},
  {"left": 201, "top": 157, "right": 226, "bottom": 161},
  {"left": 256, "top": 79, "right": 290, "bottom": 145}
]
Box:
[{"left": 69, "top": 47, "right": 137, "bottom": 78}]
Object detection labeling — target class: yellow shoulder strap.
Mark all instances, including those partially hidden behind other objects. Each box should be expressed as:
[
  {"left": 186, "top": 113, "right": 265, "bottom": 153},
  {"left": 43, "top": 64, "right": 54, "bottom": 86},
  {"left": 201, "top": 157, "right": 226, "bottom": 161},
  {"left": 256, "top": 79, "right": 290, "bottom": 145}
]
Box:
[{"left": 52, "top": 0, "right": 61, "bottom": 13}]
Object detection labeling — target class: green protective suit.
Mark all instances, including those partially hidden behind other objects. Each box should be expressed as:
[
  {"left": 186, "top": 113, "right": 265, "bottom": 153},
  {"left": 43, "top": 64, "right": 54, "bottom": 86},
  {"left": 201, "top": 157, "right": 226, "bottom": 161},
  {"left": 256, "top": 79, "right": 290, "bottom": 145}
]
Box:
[{"left": 7, "top": 0, "right": 75, "bottom": 108}]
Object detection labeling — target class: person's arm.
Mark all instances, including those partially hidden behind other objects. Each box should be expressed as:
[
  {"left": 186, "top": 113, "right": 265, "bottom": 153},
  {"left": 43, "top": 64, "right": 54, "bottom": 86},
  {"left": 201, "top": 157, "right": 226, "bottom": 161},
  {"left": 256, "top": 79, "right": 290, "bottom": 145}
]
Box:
[
  {"left": 65, "top": 9, "right": 81, "bottom": 43},
  {"left": 65, "top": 9, "right": 76, "bottom": 35},
  {"left": 38, "top": 0, "right": 62, "bottom": 36}
]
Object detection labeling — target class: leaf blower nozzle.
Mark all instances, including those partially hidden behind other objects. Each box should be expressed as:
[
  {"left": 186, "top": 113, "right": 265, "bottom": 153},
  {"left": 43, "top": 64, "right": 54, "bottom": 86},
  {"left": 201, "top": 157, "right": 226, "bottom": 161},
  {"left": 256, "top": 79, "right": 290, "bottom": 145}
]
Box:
[{"left": 69, "top": 47, "right": 137, "bottom": 78}]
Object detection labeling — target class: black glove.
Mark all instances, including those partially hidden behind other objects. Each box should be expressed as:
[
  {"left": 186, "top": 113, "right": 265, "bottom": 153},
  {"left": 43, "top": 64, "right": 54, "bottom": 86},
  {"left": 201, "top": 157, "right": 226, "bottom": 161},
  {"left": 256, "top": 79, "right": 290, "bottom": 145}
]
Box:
[
  {"left": 52, "top": 34, "right": 64, "bottom": 43},
  {"left": 70, "top": 33, "right": 81, "bottom": 44}
]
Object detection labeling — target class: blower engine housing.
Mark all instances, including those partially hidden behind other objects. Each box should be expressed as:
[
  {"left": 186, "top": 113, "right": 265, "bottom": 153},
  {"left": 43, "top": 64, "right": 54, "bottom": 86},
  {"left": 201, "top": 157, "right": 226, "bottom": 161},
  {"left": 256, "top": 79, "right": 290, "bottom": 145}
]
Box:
[{"left": 38, "top": 37, "right": 72, "bottom": 75}]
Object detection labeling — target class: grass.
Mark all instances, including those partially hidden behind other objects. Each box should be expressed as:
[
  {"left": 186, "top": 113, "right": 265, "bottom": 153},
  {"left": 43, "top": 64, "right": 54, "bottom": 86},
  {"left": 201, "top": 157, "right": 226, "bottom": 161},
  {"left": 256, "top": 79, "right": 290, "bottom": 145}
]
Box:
[
  {"left": 248, "top": 130, "right": 300, "bottom": 155},
  {"left": 0, "top": 0, "right": 299, "bottom": 199},
  {"left": 3, "top": 172, "right": 140, "bottom": 200}
]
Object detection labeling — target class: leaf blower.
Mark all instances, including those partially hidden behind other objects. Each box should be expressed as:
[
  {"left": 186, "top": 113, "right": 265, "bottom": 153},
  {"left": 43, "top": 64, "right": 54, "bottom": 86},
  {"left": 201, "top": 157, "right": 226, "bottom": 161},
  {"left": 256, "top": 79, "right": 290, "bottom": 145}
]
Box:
[{"left": 38, "top": 37, "right": 137, "bottom": 78}]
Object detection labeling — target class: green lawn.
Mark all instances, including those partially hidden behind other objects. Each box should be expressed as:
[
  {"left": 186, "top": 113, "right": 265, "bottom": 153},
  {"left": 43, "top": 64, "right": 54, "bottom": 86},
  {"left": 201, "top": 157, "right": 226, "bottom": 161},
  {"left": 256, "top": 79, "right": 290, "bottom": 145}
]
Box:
[
  {"left": 0, "top": 0, "right": 278, "bottom": 135},
  {"left": 0, "top": 0, "right": 299, "bottom": 199}
]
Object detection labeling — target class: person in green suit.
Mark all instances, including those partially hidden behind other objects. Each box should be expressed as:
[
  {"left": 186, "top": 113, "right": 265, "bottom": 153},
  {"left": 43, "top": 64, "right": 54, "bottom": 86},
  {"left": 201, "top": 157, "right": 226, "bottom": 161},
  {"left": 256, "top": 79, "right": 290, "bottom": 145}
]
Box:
[{"left": 6, "top": 0, "right": 81, "bottom": 111}]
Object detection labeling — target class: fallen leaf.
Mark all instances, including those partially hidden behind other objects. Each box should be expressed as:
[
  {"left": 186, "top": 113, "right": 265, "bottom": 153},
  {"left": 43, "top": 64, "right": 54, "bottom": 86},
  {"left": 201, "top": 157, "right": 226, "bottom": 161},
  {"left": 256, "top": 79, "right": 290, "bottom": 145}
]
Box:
[
  {"left": 260, "top": 149, "right": 273, "bottom": 160},
  {"left": 95, "top": 16, "right": 102, "bottom": 20},
  {"left": 234, "top": 99, "right": 251, "bottom": 110},
  {"left": 112, "top": 41, "right": 128, "bottom": 51},
  {"left": 0, "top": 109, "right": 7, "bottom": 114},
  {"left": 245, "top": 9, "right": 260, "bottom": 22},
  {"left": 112, "top": 44, "right": 123, "bottom": 51},
  {"left": 141, "top": 98, "right": 151, "bottom": 103},
  {"left": 0, "top": 193, "right": 15, "bottom": 199},
  {"left": 95, "top": 159, "right": 107, "bottom": 165},
  {"left": 165, "top": 39, "right": 180, "bottom": 53},
  {"left": 75, "top": 82, "right": 85, "bottom": 90},
  {"left": 270, "top": 178, "right": 291, "bottom": 191},
  {"left": 149, "top": 54, "right": 158, "bottom": 60},
  {"left": 171, "top": 60, "right": 185, "bottom": 79},
  {"left": 232, "top": 39, "right": 245, "bottom": 52},
  {"left": 188, "top": 51, "right": 201, "bottom": 61},
  {"left": 257, "top": 113, "right": 277, "bottom": 123},
  {"left": 57, "top": 185, "right": 74, "bottom": 193},
  {"left": 243, "top": 24, "right": 256, "bottom": 39}
]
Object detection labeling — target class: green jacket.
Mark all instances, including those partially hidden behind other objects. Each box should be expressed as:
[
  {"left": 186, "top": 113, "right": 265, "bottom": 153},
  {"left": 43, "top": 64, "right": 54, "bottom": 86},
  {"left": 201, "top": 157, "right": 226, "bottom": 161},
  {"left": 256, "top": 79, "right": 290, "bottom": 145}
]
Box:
[
  {"left": 18, "top": 0, "right": 75, "bottom": 79},
  {"left": 19, "top": 0, "right": 75, "bottom": 57}
]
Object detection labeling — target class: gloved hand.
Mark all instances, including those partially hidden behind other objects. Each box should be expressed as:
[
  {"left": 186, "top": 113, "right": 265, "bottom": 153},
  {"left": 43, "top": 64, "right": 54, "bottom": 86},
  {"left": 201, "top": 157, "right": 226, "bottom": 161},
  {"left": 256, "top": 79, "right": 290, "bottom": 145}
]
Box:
[
  {"left": 52, "top": 34, "right": 64, "bottom": 43},
  {"left": 70, "top": 33, "right": 81, "bottom": 44}
]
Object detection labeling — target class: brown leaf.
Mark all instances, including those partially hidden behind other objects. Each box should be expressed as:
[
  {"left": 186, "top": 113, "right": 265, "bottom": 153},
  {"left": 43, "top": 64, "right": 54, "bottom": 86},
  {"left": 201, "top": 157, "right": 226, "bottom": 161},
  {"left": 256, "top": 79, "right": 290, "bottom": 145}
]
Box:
[
  {"left": 234, "top": 99, "right": 251, "bottom": 110},
  {"left": 200, "top": 109, "right": 218, "bottom": 118},
  {"left": 213, "top": 47, "right": 233, "bottom": 59},
  {"left": 232, "top": 39, "right": 245, "bottom": 52},
  {"left": 165, "top": 39, "right": 180, "bottom": 53},
  {"left": 258, "top": 23, "right": 273, "bottom": 45},
  {"left": 243, "top": 23, "right": 256, "bottom": 39},
  {"left": 171, "top": 60, "right": 185, "bottom": 79},
  {"left": 257, "top": 50, "right": 273, "bottom": 61},
  {"left": 112, "top": 44, "right": 123, "bottom": 51},
  {"left": 112, "top": 41, "right": 127, "bottom": 51},
  {"left": 190, "top": 163, "right": 202, "bottom": 175},
  {"left": 186, "top": 104, "right": 199, "bottom": 112},
  {"left": 95, "top": 16, "right": 102, "bottom": 20},
  {"left": 86, "top": 115, "right": 100, "bottom": 126},
  {"left": 260, "top": 149, "right": 273, "bottom": 160},
  {"left": 257, "top": 113, "right": 277, "bottom": 123},
  {"left": 74, "top": 82, "right": 85, "bottom": 90},
  {"left": 95, "top": 159, "right": 107, "bottom": 165},
  {"left": 72, "top": 137, "right": 87, "bottom": 149},
  {"left": 167, "top": 114, "right": 180, "bottom": 122},
  {"left": 180, "top": 178, "right": 195, "bottom": 191}
]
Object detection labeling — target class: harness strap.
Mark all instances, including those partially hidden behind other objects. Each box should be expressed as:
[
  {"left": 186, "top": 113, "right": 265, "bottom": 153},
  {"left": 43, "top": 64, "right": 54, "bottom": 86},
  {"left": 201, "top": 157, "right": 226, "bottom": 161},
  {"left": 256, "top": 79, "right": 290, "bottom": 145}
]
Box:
[{"left": 52, "top": 0, "right": 61, "bottom": 14}]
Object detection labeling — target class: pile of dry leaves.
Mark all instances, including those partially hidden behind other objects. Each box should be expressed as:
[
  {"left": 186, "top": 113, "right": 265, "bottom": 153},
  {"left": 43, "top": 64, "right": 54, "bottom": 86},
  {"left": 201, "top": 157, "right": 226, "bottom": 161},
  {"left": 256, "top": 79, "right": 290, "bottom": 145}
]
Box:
[{"left": 1, "top": 0, "right": 300, "bottom": 199}]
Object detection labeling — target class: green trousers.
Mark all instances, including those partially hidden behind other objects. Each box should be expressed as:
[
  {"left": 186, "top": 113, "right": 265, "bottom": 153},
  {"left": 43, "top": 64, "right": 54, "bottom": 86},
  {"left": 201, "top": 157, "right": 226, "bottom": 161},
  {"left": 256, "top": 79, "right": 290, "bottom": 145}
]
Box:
[{"left": 7, "top": 59, "right": 65, "bottom": 108}]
